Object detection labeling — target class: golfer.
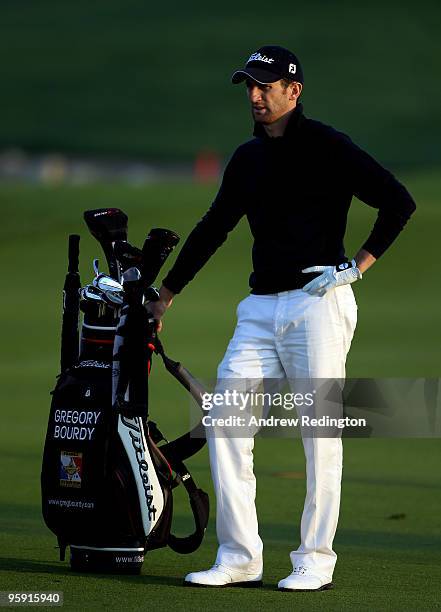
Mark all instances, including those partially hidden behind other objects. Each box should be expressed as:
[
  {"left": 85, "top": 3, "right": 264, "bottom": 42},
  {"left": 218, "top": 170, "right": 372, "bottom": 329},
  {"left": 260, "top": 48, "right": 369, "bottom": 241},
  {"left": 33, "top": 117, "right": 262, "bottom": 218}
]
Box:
[{"left": 150, "top": 45, "right": 416, "bottom": 591}]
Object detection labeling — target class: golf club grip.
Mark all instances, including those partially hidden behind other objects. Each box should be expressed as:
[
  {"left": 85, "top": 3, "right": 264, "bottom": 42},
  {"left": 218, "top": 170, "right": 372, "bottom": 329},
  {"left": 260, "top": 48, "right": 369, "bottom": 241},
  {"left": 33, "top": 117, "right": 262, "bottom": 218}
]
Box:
[
  {"left": 68, "top": 234, "right": 80, "bottom": 273},
  {"left": 61, "top": 235, "right": 81, "bottom": 371},
  {"left": 142, "top": 229, "right": 180, "bottom": 287}
]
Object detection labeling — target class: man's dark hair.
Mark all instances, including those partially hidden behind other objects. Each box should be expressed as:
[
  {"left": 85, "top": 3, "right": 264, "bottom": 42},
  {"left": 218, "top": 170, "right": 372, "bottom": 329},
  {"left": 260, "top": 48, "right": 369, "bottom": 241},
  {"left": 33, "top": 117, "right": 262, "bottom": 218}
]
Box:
[
  {"left": 280, "top": 78, "right": 302, "bottom": 99},
  {"left": 280, "top": 78, "right": 295, "bottom": 89}
]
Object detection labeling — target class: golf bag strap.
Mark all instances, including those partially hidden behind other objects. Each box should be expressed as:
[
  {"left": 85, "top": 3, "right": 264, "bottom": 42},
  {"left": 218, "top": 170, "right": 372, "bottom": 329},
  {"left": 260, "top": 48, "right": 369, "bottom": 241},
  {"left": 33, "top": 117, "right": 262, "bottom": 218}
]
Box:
[
  {"left": 159, "top": 423, "right": 206, "bottom": 464},
  {"left": 167, "top": 460, "right": 209, "bottom": 555},
  {"left": 150, "top": 338, "right": 206, "bottom": 462},
  {"left": 148, "top": 420, "right": 205, "bottom": 463},
  {"left": 154, "top": 339, "right": 207, "bottom": 410}
]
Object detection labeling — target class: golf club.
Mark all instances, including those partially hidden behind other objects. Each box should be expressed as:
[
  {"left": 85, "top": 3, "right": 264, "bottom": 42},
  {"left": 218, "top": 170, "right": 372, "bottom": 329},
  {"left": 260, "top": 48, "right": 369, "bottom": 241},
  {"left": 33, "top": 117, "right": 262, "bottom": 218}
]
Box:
[{"left": 84, "top": 208, "right": 128, "bottom": 282}]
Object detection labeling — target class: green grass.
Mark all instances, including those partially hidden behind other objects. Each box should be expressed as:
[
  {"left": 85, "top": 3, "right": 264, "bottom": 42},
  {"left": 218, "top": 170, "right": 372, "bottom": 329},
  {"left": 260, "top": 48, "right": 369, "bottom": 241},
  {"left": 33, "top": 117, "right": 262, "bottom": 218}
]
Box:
[
  {"left": 1, "top": 0, "right": 441, "bottom": 165},
  {"left": 0, "top": 173, "right": 440, "bottom": 610}
]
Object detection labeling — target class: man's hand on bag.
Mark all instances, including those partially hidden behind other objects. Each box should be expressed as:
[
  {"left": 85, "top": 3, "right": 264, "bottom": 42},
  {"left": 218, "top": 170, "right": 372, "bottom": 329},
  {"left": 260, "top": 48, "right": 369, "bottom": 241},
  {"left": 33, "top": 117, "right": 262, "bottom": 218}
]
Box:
[
  {"left": 302, "top": 260, "right": 362, "bottom": 297},
  {"left": 147, "top": 285, "right": 175, "bottom": 332}
]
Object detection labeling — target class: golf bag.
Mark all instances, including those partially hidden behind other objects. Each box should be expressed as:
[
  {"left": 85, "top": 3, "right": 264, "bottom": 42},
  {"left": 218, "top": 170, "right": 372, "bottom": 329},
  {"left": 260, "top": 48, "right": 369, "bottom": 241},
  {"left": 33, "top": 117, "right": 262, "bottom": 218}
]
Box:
[{"left": 41, "top": 209, "right": 209, "bottom": 574}]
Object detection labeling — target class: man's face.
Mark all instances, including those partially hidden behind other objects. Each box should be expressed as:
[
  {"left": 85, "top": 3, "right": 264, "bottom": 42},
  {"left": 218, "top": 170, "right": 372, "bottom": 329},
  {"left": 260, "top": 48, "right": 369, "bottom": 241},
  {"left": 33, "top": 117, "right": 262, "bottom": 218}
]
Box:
[{"left": 246, "top": 78, "right": 298, "bottom": 124}]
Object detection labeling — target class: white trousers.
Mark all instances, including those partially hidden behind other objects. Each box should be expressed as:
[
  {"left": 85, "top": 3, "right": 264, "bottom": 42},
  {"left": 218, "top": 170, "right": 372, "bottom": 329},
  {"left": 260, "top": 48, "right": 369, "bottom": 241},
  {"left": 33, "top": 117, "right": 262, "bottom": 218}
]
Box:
[{"left": 207, "top": 285, "right": 357, "bottom": 579}]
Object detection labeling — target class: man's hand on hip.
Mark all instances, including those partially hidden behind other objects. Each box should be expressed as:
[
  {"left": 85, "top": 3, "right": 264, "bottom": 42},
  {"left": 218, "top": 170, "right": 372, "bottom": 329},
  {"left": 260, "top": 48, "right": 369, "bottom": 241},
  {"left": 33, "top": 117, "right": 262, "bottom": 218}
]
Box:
[
  {"left": 301, "top": 260, "right": 362, "bottom": 297},
  {"left": 146, "top": 285, "right": 175, "bottom": 332}
]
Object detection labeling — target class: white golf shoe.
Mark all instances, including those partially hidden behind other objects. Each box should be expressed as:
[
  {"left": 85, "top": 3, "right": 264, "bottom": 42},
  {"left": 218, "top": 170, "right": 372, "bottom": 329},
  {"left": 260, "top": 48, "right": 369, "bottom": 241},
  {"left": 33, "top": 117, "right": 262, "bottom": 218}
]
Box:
[
  {"left": 278, "top": 566, "right": 333, "bottom": 591},
  {"left": 184, "top": 564, "right": 263, "bottom": 588}
]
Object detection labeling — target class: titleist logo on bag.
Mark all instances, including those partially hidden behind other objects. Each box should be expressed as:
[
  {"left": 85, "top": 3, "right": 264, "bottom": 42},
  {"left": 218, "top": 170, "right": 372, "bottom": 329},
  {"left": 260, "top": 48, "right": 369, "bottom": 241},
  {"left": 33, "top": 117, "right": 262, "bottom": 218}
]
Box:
[{"left": 121, "top": 416, "right": 158, "bottom": 521}]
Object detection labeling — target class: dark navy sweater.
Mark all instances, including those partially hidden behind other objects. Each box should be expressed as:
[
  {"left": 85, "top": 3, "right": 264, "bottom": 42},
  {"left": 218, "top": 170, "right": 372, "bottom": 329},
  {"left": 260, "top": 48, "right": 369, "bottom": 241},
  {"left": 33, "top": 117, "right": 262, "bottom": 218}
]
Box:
[{"left": 163, "top": 104, "right": 416, "bottom": 295}]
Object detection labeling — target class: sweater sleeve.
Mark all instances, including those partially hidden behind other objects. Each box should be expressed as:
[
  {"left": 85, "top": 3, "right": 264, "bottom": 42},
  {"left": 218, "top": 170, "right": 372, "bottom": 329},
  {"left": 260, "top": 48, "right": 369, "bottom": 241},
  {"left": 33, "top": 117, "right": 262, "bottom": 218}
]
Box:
[
  {"left": 162, "top": 148, "right": 246, "bottom": 294},
  {"left": 337, "top": 133, "right": 416, "bottom": 258}
]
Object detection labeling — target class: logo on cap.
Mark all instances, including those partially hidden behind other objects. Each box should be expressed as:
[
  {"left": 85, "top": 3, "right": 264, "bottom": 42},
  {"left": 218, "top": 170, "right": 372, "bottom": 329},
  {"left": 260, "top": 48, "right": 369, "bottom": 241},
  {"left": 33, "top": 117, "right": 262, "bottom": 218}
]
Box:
[
  {"left": 289, "top": 63, "right": 297, "bottom": 74},
  {"left": 248, "top": 52, "right": 274, "bottom": 64}
]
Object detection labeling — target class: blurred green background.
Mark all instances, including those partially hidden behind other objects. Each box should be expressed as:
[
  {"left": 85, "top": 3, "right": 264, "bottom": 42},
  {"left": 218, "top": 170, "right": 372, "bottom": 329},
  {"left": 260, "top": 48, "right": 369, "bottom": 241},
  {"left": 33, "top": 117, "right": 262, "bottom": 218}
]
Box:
[
  {"left": 1, "top": 1, "right": 440, "bottom": 610},
  {"left": 1, "top": 0, "right": 441, "bottom": 165}
]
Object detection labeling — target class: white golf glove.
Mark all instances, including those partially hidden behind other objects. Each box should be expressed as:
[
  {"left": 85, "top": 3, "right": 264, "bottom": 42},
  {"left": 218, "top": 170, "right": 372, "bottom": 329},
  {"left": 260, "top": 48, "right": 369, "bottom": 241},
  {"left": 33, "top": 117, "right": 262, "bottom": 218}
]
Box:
[{"left": 302, "top": 260, "right": 362, "bottom": 297}]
